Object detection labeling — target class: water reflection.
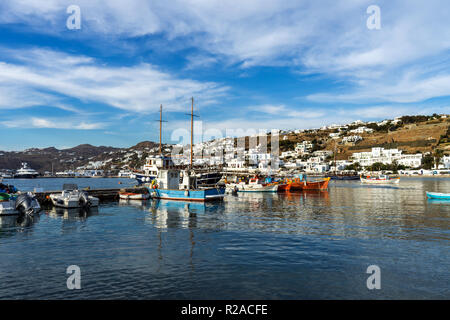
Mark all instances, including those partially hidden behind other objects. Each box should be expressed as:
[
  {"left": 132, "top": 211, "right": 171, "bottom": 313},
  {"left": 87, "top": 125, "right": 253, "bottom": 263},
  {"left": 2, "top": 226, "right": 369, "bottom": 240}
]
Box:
[
  {"left": 146, "top": 200, "right": 204, "bottom": 230},
  {"left": 0, "top": 177, "right": 448, "bottom": 299},
  {"left": 47, "top": 206, "right": 99, "bottom": 221},
  {"left": 0, "top": 214, "right": 39, "bottom": 237},
  {"left": 427, "top": 198, "right": 450, "bottom": 204}
]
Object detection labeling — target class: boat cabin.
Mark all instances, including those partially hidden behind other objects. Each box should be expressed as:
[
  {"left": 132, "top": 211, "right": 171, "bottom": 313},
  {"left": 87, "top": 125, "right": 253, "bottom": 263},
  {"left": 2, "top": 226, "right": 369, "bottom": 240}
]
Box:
[
  {"left": 143, "top": 156, "right": 174, "bottom": 176},
  {"left": 155, "top": 169, "right": 198, "bottom": 190}
]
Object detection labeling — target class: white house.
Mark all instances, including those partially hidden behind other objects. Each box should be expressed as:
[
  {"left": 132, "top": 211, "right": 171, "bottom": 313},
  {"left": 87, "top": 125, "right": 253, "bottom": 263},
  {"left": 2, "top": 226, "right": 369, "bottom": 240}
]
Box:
[
  {"left": 349, "top": 126, "right": 374, "bottom": 134},
  {"left": 295, "top": 141, "right": 313, "bottom": 154},
  {"left": 351, "top": 147, "right": 423, "bottom": 167},
  {"left": 342, "top": 135, "right": 362, "bottom": 144},
  {"left": 440, "top": 155, "right": 450, "bottom": 169}
]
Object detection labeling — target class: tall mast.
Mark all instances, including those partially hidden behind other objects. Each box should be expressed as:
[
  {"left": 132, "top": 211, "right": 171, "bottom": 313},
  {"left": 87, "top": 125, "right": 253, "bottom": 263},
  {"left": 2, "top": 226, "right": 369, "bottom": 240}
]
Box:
[
  {"left": 159, "top": 104, "right": 162, "bottom": 156},
  {"left": 155, "top": 104, "right": 167, "bottom": 157},
  {"left": 185, "top": 97, "right": 198, "bottom": 169},
  {"left": 190, "top": 97, "right": 194, "bottom": 169}
]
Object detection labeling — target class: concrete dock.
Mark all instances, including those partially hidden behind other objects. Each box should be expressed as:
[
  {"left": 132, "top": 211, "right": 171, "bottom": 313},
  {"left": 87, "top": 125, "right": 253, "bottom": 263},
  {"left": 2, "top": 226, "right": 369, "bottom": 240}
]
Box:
[{"left": 34, "top": 186, "right": 149, "bottom": 206}]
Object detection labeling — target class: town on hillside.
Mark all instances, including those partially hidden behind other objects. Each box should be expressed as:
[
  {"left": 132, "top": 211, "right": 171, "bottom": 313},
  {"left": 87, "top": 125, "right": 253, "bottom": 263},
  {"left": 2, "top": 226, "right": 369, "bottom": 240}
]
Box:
[{"left": 1, "top": 114, "right": 449, "bottom": 178}]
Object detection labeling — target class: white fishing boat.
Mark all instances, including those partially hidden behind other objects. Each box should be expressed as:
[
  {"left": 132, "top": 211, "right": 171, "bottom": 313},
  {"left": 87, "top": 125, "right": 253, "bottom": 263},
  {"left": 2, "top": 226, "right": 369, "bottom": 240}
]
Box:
[
  {"left": 360, "top": 175, "right": 400, "bottom": 184},
  {"left": 0, "top": 193, "right": 41, "bottom": 216},
  {"left": 226, "top": 176, "right": 278, "bottom": 192},
  {"left": 49, "top": 184, "right": 99, "bottom": 208}
]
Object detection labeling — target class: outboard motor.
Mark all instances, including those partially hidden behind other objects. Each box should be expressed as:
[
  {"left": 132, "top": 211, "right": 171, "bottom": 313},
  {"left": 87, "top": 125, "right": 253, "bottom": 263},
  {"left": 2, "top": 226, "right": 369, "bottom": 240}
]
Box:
[
  {"left": 78, "top": 191, "right": 91, "bottom": 208},
  {"left": 15, "top": 193, "right": 35, "bottom": 217}
]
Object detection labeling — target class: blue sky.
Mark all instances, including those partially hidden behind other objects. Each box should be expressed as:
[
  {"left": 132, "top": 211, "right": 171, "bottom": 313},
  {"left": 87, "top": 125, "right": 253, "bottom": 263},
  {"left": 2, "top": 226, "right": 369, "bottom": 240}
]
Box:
[{"left": 0, "top": 0, "right": 449, "bottom": 150}]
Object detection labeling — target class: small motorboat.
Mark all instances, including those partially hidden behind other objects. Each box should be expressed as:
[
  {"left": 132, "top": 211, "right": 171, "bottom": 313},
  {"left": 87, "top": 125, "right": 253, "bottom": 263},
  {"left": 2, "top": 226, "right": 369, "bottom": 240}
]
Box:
[
  {"left": 119, "top": 191, "right": 150, "bottom": 200},
  {"left": 226, "top": 176, "right": 278, "bottom": 192},
  {"left": 360, "top": 175, "right": 400, "bottom": 184},
  {"left": 49, "top": 184, "right": 99, "bottom": 208},
  {"left": 0, "top": 192, "right": 41, "bottom": 216},
  {"left": 426, "top": 192, "right": 450, "bottom": 200}
]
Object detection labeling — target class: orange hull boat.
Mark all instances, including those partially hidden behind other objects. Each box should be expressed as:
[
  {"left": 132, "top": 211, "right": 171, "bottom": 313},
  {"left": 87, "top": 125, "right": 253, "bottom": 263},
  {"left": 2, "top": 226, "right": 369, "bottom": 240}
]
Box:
[
  {"left": 290, "top": 177, "right": 330, "bottom": 191},
  {"left": 277, "top": 183, "right": 291, "bottom": 192}
]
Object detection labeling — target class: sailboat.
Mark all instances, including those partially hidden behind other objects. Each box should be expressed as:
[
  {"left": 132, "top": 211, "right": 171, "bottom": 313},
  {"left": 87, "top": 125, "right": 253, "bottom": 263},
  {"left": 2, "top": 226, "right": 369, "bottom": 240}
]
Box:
[
  {"left": 130, "top": 105, "right": 222, "bottom": 186},
  {"left": 146, "top": 98, "right": 225, "bottom": 202}
]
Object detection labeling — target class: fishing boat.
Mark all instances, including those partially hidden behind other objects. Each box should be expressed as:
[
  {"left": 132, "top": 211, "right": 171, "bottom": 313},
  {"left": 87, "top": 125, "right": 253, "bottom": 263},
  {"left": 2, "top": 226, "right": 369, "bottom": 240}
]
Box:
[
  {"left": 277, "top": 182, "right": 292, "bottom": 192},
  {"left": 289, "top": 174, "right": 330, "bottom": 191},
  {"left": 130, "top": 104, "right": 222, "bottom": 187},
  {"left": 49, "top": 184, "right": 99, "bottom": 208},
  {"left": 226, "top": 176, "right": 279, "bottom": 192},
  {"left": 147, "top": 169, "right": 225, "bottom": 201},
  {"left": 426, "top": 192, "right": 450, "bottom": 200},
  {"left": 146, "top": 98, "right": 225, "bottom": 202},
  {"left": 360, "top": 175, "right": 400, "bottom": 184},
  {"left": 0, "top": 192, "right": 41, "bottom": 216},
  {"left": 119, "top": 191, "right": 150, "bottom": 200}
]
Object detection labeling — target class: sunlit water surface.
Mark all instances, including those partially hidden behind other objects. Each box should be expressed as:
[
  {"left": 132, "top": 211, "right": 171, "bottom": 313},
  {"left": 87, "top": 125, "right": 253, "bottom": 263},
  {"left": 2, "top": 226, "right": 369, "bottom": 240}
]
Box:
[{"left": 0, "top": 177, "right": 449, "bottom": 299}]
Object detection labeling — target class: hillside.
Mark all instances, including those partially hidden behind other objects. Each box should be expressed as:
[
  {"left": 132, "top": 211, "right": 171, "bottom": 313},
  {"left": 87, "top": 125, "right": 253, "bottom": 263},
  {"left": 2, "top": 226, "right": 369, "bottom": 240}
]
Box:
[{"left": 279, "top": 115, "right": 450, "bottom": 160}]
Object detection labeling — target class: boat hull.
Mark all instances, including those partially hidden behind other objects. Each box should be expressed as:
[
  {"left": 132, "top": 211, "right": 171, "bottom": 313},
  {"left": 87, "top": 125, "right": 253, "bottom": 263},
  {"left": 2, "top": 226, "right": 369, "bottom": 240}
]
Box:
[
  {"left": 134, "top": 171, "right": 222, "bottom": 186},
  {"left": 50, "top": 194, "right": 99, "bottom": 208},
  {"left": 13, "top": 174, "right": 38, "bottom": 179},
  {"left": 147, "top": 187, "right": 225, "bottom": 202},
  {"left": 328, "top": 175, "right": 360, "bottom": 180},
  {"left": 426, "top": 192, "right": 450, "bottom": 200},
  {"left": 277, "top": 183, "right": 291, "bottom": 192},
  {"left": 119, "top": 192, "right": 150, "bottom": 200},
  {"left": 290, "top": 177, "right": 330, "bottom": 191},
  {"left": 360, "top": 177, "right": 400, "bottom": 184},
  {"left": 226, "top": 183, "right": 278, "bottom": 192}
]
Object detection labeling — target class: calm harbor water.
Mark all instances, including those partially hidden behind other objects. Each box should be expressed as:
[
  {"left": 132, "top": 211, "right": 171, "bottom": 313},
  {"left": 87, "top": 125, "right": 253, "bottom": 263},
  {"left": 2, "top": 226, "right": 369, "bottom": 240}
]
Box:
[{"left": 0, "top": 177, "right": 448, "bottom": 299}]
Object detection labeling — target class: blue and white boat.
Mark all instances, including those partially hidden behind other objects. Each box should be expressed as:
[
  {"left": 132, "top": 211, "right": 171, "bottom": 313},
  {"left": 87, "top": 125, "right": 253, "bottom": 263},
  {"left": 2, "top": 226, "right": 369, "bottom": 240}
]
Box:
[
  {"left": 147, "top": 169, "right": 225, "bottom": 202},
  {"left": 426, "top": 192, "right": 450, "bottom": 200},
  {"left": 130, "top": 156, "right": 172, "bottom": 184}
]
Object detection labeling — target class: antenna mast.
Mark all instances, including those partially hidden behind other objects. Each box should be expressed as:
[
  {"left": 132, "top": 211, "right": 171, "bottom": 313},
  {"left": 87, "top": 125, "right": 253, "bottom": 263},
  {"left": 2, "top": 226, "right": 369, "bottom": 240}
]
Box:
[
  {"left": 155, "top": 104, "right": 167, "bottom": 157},
  {"left": 185, "top": 97, "right": 199, "bottom": 169},
  {"left": 159, "top": 104, "right": 163, "bottom": 156},
  {"left": 190, "top": 97, "right": 194, "bottom": 169}
]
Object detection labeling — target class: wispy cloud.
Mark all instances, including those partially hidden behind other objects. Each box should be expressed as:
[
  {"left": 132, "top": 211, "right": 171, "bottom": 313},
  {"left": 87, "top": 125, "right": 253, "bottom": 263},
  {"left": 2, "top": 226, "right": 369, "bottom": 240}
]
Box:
[
  {"left": 1, "top": 117, "right": 105, "bottom": 130},
  {"left": 2, "top": 1, "right": 449, "bottom": 105},
  {"left": 0, "top": 48, "right": 229, "bottom": 113},
  {"left": 248, "top": 104, "right": 326, "bottom": 118}
]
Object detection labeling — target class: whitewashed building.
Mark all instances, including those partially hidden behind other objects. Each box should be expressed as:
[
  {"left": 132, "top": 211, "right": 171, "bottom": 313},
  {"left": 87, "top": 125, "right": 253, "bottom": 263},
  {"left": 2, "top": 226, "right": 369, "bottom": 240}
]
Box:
[
  {"left": 349, "top": 126, "right": 374, "bottom": 134},
  {"left": 351, "top": 147, "right": 423, "bottom": 167}
]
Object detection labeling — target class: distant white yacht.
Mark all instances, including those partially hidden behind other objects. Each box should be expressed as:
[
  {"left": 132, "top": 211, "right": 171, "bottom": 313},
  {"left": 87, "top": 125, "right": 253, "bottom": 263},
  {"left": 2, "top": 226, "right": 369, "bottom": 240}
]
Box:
[{"left": 14, "top": 163, "right": 39, "bottom": 179}]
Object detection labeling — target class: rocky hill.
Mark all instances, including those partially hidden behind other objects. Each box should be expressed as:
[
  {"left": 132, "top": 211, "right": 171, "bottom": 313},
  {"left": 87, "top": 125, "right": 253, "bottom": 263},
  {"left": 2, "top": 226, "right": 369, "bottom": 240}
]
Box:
[{"left": 0, "top": 141, "right": 165, "bottom": 173}]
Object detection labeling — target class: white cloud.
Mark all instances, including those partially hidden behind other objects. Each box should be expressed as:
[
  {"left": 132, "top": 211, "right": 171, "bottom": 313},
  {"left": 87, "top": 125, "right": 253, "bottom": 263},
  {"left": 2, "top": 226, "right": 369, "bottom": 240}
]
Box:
[
  {"left": 1, "top": 1, "right": 449, "bottom": 109},
  {"left": 248, "top": 104, "right": 326, "bottom": 118},
  {"left": 1, "top": 117, "right": 105, "bottom": 130},
  {"left": 0, "top": 48, "right": 228, "bottom": 113}
]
